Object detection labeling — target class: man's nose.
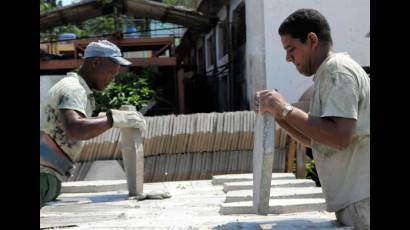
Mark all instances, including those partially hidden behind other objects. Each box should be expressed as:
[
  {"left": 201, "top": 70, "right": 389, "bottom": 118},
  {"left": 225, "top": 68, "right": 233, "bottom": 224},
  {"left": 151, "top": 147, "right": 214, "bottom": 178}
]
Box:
[{"left": 286, "top": 53, "right": 293, "bottom": 62}]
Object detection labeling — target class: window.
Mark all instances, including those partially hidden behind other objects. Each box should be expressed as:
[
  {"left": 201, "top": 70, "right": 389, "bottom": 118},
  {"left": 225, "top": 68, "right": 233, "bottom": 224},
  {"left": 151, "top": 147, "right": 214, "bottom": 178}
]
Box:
[
  {"left": 218, "top": 20, "right": 228, "bottom": 59},
  {"left": 206, "top": 33, "right": 215, "bottom": 69},
  {"left": 232, "top": 3, "right": 246, "bottom": 49},
  {"left": 197, "top": 45, "right": 205, "bottom": 74}
]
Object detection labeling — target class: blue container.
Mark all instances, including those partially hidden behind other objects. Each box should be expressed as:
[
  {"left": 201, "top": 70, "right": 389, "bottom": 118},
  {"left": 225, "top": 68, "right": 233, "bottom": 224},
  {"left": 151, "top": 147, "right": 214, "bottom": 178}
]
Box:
[
  {"left": 127, "top": 26, "right": 137, "bottom": 33},
  {"left": 58, "top": 33, "right": 76, "bottom": 41},
  {"left": 124, "top": 26, "right": 139, "bottom": 39}
]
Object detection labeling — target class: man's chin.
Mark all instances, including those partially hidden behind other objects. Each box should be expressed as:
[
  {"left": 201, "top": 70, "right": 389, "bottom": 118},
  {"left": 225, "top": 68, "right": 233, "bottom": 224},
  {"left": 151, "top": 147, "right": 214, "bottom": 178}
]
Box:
[
  {"left": 302, "top": 73, "right": 314, "bottom": 77},
  {"left": 92, "top": 87, "right": 104, "bottom": 92},
  {"left": 298, "top": 69, "right": 313, "bottom": 77}
]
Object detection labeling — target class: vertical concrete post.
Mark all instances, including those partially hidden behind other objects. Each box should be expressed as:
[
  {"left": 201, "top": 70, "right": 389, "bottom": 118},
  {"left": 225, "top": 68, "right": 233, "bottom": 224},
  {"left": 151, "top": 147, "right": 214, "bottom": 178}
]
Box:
[
  {"left": 245, "top": 0, "right": 273, "bottom": 214},
  {"left": 119, "top": 105, "right": 144, "bottom": 196},
  {"left": 253, "top": 112, "right": 275, "bottom": 215},
  {"left": 245, "top": 0, "right": 267, "bottom": 109}
]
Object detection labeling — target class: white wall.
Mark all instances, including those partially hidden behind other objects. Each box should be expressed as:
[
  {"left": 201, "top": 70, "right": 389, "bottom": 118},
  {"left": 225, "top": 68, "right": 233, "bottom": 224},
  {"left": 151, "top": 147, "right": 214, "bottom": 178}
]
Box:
[
  {"left": 40, "top": 75, "right": 67, "bottom": 122},
  {"left": 263, "top": 0, "right": 370, "bottom": 103}
]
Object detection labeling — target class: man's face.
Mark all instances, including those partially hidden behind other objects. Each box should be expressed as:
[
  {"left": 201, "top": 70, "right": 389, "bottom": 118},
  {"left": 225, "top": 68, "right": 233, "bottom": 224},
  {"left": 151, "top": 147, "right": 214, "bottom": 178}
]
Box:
[
  {"left": 93, "top": 58, "right": 121, "bottom": 91},
  {"left": 280, "top": 34, "right": 314, "bottom": 76}
]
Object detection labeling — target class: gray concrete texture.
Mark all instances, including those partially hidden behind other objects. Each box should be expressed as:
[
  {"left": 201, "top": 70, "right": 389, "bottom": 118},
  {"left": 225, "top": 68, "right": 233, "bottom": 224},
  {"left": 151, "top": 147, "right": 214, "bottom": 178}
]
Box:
[
  {"left": 220, "top": 198, "right": 327, "bottom": 215},
  {"left": 212, "top": 173, "right": 295, "bottom": 185},
  {"left": 253, "top": 113, "right": 276, "bottom": 215},
  {"left": 61, "top": 180, "right": 128, "bottom": 193},
  {"left": 119, "top": 105, "right": 144, "bottom": 196},
  {"left": 41, "top": 179, "right": 349, "bottom": 229},
  {"left": 224, "top": 179, "right": 316, "bottom": 193},
  {"left": 83, "top": 160, "right": 126, "bottom": 181},
  {"left": 225, "top": 187, "right": 324, "bottom": 203}
]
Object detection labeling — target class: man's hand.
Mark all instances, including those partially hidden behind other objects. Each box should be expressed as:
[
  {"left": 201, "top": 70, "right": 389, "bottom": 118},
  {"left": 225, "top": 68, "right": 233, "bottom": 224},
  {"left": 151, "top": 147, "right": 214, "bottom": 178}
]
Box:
[
  {"left": 255, "top": 90, "right": 287, "bottom": 119},
  {"left": 109, "top": 109, "right": 147, "bottom": 132}
]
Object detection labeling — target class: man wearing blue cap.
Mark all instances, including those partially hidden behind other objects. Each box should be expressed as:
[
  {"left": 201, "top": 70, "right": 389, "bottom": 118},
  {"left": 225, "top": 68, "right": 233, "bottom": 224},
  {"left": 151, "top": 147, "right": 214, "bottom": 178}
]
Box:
[{"left": 40, "top": 40, "right": 147, "bottom": 208}]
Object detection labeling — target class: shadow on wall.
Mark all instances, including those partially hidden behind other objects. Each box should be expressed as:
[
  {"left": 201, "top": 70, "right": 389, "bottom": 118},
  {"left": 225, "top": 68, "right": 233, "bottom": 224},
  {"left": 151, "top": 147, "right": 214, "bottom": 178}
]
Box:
[{"left": 212, "top": 218, "right": 350, "bottom": 230}]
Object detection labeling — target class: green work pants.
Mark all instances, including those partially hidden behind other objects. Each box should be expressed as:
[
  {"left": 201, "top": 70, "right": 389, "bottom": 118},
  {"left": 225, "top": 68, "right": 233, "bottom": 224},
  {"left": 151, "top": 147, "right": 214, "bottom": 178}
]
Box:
[{"left": 40, "top": 172, "right": 61, "bottom": 209}]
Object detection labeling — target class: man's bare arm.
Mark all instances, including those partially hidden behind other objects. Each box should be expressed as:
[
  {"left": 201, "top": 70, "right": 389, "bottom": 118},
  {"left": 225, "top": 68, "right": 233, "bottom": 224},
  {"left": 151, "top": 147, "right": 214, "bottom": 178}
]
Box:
[
  {"left": 285, "top": 107, "right": 356, "bottom": 150},
  {"left": 276, "top": 118, "right": 311, "bottom": 148},
  {"left": 61, "top": 109, "right": 113, "bottom": 142}
]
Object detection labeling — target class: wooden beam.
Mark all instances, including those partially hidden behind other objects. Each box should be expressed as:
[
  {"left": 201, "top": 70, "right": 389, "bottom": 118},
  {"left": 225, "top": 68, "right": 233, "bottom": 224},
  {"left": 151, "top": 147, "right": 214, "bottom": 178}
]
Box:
[
  {"left": 40, "top": 0, "right": 108, "bottom": 31},
  {"left": 40, "top": 57, "right": 176, "bottom": 70},
  {"left": 41, "top": 0, "right": 217, "bottom": 31},
  {"left": 286, "top": 140, "right": 297, "bottom": 173},
  {"left": 74, "top": 37, "right": 175, "bottom": 49},
  {"left": 154, "top": 42, "right": 172, "bottom": 57},
  {"left": 40, "top": 59, "right": 83, "bottom": 70},
  {"left": 125, "top": 0, "right": 217, "bottom": 30},
  {"left": 296, "top": 143, "right": 307, "bottom": 179},
  {"left": 177, "top": 69, "right": 185, "bottom": 114},
  {"left": 127, "top": 57, "right": 176, "bottom": 66}
]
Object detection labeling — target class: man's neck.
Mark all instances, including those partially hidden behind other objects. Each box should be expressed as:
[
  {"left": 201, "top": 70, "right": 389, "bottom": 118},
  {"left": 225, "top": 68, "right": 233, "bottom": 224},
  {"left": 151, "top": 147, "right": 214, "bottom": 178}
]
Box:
[
  {"left": 78, "top": 68, "right": 94, "bottom": 90},
  {"left": 312, "top": 45, "right": 332, "bottom": 74}
]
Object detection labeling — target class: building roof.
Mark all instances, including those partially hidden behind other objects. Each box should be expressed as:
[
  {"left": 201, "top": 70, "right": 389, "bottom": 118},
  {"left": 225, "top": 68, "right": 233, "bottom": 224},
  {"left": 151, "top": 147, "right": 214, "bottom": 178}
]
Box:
[{"left": 40, "top": 0, "right": 218, "bottom": 31}]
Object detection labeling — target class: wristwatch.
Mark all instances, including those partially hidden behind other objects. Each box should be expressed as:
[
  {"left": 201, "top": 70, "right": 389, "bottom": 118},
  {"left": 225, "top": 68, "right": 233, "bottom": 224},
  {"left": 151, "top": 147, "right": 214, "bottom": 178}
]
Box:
[{"left": 282, "top": 103, "right": 294, "bottom": 119}]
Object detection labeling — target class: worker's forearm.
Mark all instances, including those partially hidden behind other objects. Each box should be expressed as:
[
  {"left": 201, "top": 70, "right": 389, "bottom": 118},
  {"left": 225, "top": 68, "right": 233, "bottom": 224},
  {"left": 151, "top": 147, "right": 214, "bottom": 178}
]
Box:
[
  {"left": 285, "top": 108, "right": 350, "bottom": 150},
  {"left": 65, "top": 116, "right": 113, "bottom": 141},
  {"left": 276, "top": 118, "right": 311, "bottom": 148}
]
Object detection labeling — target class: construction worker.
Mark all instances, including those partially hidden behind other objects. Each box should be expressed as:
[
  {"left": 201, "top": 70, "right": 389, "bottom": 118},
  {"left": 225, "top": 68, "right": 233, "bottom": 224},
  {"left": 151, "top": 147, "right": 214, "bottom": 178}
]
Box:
[
  {"left": 255, "top": 9, "right": 370, "bottom": 229},
  {"left": 40, "top": 40, "right": 147, "bottom": 208}
]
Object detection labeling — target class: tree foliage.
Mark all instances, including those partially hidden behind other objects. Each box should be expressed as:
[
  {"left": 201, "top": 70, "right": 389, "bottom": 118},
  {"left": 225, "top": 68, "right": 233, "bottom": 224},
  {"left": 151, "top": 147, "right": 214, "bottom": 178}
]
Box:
[
  {"left": 163, "top": 0, "right": 201, "bottom": 9},
  {"left": 40, "top": 0, "right": 132, "bottom": 42},
  {"left": 93, "top": 69, "right": 156, "bottom": 116}
]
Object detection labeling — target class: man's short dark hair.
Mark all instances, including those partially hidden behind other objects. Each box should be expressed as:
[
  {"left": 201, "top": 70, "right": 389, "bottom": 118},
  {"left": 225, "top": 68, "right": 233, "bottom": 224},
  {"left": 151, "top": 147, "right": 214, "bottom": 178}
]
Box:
[{"left": 278, "top": 9, "right": 333, "bottom": 46}]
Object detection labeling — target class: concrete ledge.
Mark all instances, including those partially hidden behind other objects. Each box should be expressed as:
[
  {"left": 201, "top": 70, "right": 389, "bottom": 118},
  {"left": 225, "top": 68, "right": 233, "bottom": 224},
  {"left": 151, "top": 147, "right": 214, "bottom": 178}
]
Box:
[
  {"left": 220, "top": 198, "right": 326, "bottom": 215},
  {"left": 61, "top": 180, "right": 127, "bottom": 193},
  {"left": 212, "top": 173, "right": 295, "bottom": 185},
  {"left": 223, "top": 179, "right": 316, "bottom": 192},
  {"left": 225, "top": 187, "right": 324, "bottom": 202}
]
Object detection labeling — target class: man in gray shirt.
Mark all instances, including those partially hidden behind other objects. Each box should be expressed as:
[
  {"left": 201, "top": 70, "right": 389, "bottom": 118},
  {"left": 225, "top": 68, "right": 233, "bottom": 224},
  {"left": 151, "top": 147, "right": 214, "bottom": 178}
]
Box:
[
  {"left": 256, "top": 9, "right": 370, "bottom": 229},
  {"left": 40, "top": 40, "right": 147, "bottom": 208}
]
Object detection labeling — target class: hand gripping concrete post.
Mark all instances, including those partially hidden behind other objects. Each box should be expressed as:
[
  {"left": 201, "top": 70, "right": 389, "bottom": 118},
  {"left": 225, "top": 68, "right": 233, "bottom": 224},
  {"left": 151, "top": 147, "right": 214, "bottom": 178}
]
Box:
[
  {"left": 253, "top": 111, "right": 276, "bottom": 215},
  {"left": 119, "top": 105, "right": 144, "bottom": 196}
]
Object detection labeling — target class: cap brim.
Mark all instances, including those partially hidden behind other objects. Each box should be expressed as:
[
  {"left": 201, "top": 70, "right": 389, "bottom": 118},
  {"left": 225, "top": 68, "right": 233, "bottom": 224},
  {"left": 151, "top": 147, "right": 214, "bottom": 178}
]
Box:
[{"left": 111, "top": 56, "right": 132, "bottom": 66}]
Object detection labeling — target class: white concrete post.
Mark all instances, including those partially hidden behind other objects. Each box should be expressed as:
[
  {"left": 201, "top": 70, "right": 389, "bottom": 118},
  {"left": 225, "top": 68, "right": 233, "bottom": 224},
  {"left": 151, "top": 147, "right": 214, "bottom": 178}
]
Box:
[
  {"left": 119, "top": 105, "right": 144, "bottom": 196},
  {"left": 253, "top": 112, "right": 276, "bottom": 215},
  {"left": 245, "top": 0, "right": 274, "bottom": 215},
  {"left": 245, "top": 0, "right": 267, "bottom": 109}
]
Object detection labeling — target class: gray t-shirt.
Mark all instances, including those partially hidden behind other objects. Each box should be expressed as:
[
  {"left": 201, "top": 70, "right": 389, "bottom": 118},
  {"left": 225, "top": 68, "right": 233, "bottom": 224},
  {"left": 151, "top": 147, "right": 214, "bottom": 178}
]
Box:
[
  {"left": 309, "top": 52, "right": 370, "bottom": 212},
  {"left": 40, "top": 72, "right": 95, "bottom": 180}
]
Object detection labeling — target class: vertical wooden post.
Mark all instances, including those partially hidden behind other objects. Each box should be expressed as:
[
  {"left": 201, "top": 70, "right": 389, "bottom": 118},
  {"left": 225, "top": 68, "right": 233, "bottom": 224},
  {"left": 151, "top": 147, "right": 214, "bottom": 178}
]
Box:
[
  {"left": 119, "top": 105, "right": 144, "bottom": 196},
  {"left": 253, "top": 112, "right": 275, "bottom": 215},
  {"left": 286, "top": 139, "right": 297, "bottom": 173},
  {"left": 296, "top": 143, "right": 307, "bottom": 179},
  {"left": 177, "top": 68, "right": 185, "bottom": 114}
]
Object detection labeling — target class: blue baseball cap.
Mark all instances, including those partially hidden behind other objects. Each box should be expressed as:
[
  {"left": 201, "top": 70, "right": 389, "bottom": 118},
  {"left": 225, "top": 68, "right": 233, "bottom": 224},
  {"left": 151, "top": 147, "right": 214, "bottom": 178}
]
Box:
[{"left": 84, "top": 40, "right": 131, "bottom": 66}]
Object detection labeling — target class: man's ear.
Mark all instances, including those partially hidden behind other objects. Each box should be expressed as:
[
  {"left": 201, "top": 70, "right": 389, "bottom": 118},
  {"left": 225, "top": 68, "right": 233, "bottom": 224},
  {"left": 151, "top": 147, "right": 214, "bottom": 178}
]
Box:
[
  {"left": 307, "top": 32, "right": 319, "bottom": 48},
  {"left": 90, "top": 57, "right": 100, "bottom": 68}
]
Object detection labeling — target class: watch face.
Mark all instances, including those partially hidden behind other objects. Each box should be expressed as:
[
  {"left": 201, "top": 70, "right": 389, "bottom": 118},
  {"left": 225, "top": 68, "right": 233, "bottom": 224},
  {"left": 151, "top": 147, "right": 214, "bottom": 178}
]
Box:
[
  {"left": 286, "top": 104, "right": 293, "bottom": 110},
  {"left": 283, "top": 104, "right": 293, "bottom": 117}
]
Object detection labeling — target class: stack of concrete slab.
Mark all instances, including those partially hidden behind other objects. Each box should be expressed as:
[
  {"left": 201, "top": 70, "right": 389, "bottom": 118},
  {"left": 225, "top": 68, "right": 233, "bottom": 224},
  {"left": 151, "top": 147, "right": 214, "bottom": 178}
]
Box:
[
  {"left": 70, "top": 111, "right": 291, "bottom": 182},
  {"left": 214, "top": 173, "right": 327, "bottom": 215},
  {"left": 77, "top": 111, "right": 257, "bottom": 162}
]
